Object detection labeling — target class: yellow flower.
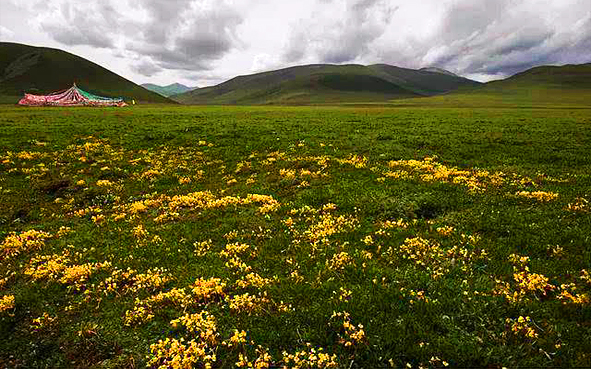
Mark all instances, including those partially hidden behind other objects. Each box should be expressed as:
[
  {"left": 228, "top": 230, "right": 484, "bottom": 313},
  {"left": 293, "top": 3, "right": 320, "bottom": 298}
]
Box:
[
  {"left": 96, "top": 179, "right": 115, "bottom": 187},
  {"left": 170, "top": 311, "right": 218, "bottom": 344},
  {"left": 1, "top": 229, "right": 52, "bottom": 259},
  {"left": 0, "top": 295, "right": 15, "bottom": 314},
  {"left": 515, "top": 191, "right": 558, "bottom": 202},
  {"left": 362, "top": 235, "right": 374, "bottom": 245}
]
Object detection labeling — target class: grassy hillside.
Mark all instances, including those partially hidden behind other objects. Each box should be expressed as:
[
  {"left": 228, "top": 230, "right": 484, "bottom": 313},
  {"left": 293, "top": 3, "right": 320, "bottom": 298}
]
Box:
[
  {"left": 499, "top": 63, "right": 591, "bottom": 88},
  {"left": 0, "top": 105, "right": 590, "bottom": 368},
  {"left": 369, "top": 64, "right": 480, "bottom": 95},
  {"left": 392, "top": 63, "right": 591, "bottom": 108},
  {"left": 141, "top": 83, "right": 196, "bottom": 97},
  {"left": 0, "top": 42, "right": 173, "bottom": 104},
  {"left": 172, "top": 64, "right": 480, "bottom": 105}
]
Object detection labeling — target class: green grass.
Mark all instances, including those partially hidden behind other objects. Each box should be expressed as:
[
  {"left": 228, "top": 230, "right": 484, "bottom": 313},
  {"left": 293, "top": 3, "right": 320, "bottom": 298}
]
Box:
[
  {"left": 390, "top": 86, "right": 591, "bottom": 108},
  {"left": 0, "top": 104, "right": 590, "bottom": 368},
  {"left": 0, "top": 42, "right": 173, "bottom": 104}
]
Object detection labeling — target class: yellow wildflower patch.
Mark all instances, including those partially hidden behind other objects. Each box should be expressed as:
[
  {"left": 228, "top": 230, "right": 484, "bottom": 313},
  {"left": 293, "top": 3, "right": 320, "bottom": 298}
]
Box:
[
  {"left": 385, "top": 157, "right": 506, "bottom": 192},
  {"left": 235, "top": 272, "right": 274, "bottom": 289},
  {"left": 338, "top": 154, "right": 368, "bottom": 168},
  {"left": 565, "top": 197, "right": 589, "bottom": 212},
  {"left": 399, "top": 237, "right": 444, "bottom": 268},
  {"left": 515, "top": 190, "right": 558, "bottom": 202},
  {"left": 125, "top": 287, "right": 196, "bottom": 326},
  {"left": 282, "top": 344, "right": 338, "bottom": 368},
  {"left": 59, "top": 261, "right": 111, "bottom": 290},
  {"left": 436, "top": 226, "right": 455, "bottom": 236},
  {"left": 194, "top": 239, "right": 213, "bottom": 256},
  {"left": 0, "top": 294, "right": 15, "bottom": 314},
  {"left": 190, "top": 277, "right": 227, "bottom": 303},
  {"left": 495, "top": 255, "right": 555, "bottom": 303},
  {"left": 1, "top": 229, "right": 52, "bottom": 259},
  {"left": 25, "top": 254, "right": 70, "bottom": 280},
  {"left": 303, "top": 213, "right": 358, "bottom": 245},
  {"left": 96, "top": 179, "right": 115, "bottom": 187},
  {"left": 148, "top": 337, "right": 217, "bottom": 369},
  {"left": 226, "top": 292, "right": 270, "bottom": 314},
  {"left": 557, "top": 283, "right": 589, "bottom": 305},
  {"left": 223, "top": 329, "right": 247, "bottom": 347},
  {"left": 326, "top": 252, "right": 354, "bottom": 271},
  {"left": 506, "top": 316, "right": 538, "bottom": 339},
  {"left": 30, "top": 312, "right": 57, "bottom": 333},
  {"left": 170, "top": 311, "right": 218, "bottom": 344}
]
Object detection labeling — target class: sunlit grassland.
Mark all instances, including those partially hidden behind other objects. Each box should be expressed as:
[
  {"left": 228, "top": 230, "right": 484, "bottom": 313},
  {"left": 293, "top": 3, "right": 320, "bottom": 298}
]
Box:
[
  {"left": 389, "top": 86, "right": 591, "bottom": 108},
  {"left": 0, "top": 105, "right": 590, "bottom": 368}
]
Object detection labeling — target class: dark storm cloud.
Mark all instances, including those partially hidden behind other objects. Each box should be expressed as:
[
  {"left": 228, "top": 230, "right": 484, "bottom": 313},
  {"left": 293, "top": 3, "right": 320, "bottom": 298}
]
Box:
[
  {"left": 283, "top": 0, "right": 591, "bottom": 80},
  {"left": 127, "top": 0, "right": 243, "bottom": 71},
  {"left": 422, "top": 0, "right": 591, "bottom": 78},
  {"left": 34, "top": 0, "right": 243, "bottom": 73},
  {"left": 283, "top": 0, "right": 397, "bottom": 64}
]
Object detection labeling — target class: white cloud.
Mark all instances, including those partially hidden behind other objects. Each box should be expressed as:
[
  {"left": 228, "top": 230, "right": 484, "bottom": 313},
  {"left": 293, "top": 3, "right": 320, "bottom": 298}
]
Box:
[{"left": 0, "top": 25, "right": 15, "bottom": 40}]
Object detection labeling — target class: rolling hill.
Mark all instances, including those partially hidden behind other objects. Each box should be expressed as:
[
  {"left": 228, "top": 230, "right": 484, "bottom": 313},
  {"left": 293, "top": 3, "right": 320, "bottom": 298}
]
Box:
[
  {"left": 172, "top": 64, "right": 481, "bottom": 105},
  {"left": 0, "top": 42, "right": 173, "bottom": 104},
  {"left": 141, "top": 83, "right": 196, "bottom": 97},
  {"left": 392, "top": 63, "right": 591, "bottom": 108}
]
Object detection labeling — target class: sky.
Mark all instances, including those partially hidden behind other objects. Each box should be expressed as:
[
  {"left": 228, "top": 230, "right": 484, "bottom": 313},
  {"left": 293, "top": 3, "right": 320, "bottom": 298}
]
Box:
[{"left": 1, "top": 0, "right": 590, "bottom": 87}]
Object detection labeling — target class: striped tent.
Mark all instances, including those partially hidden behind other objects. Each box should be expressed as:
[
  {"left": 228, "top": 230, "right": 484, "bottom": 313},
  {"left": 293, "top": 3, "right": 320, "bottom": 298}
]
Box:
[{"left": 18, "top": 84, "right": 127, "bottom": 107}]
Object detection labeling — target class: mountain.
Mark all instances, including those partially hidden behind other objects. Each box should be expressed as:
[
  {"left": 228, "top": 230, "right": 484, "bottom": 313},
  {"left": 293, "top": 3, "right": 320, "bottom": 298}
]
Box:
[
  {"left": 484, "top": 63, "right": 591, "bottom": 89},
  {"left": 0, "top": 42, "right": 173, "bottom": 104},
  {"left": 141, "top": 83, "right": 196, "bottom": 97},
  {"left": 393, "top": 63, "right": 591, "bottom": 108},
  {"left": 172, "top": 64, "right": 481, "bottom": 105},
  {"left": 368, "top": 64, "right": 477, "bottom": 95}
]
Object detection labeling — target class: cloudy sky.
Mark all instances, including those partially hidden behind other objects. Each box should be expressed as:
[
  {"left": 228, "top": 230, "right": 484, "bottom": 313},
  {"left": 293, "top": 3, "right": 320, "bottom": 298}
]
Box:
[{"left": 1, "top": 0, "right": 590, "bottom": 87}]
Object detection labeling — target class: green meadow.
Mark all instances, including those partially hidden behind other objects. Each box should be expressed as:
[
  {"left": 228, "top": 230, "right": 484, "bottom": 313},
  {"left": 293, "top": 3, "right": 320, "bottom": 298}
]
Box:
[{"left": 0, "top": 104, "right": 590, "bottom": 368}]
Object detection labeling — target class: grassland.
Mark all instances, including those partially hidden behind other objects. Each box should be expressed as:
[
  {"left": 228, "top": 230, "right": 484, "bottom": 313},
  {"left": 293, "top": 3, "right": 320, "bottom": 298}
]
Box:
[
  {"left": 389, "top": 86, "right": 591, "bottom": 109},
  {"left": 0, "top": 104, "right": 590, "bottom": 368}
]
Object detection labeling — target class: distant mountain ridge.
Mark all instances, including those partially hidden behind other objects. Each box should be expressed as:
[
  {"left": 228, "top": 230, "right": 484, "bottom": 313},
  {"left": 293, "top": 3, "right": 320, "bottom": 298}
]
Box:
[
  {"left": 172, "top": 63, "right": 481, "bottom": 105},
  {"left": 141, "top": 83, "right": 196, "bottom": 97},
  {"left": 0, "top": 42, "right": 172, "bottom": 104}
]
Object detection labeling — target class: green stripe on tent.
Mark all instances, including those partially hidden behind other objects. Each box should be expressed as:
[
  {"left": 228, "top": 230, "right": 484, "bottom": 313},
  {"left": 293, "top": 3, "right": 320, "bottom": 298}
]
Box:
[{"left": 77, "top": 87, "right": 123, "bottom": 102}]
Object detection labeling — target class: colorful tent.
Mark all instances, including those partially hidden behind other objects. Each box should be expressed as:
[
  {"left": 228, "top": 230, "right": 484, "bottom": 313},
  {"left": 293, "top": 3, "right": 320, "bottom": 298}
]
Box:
[{"left": 18, "top": 84, "right": 127, "bottom": 107}]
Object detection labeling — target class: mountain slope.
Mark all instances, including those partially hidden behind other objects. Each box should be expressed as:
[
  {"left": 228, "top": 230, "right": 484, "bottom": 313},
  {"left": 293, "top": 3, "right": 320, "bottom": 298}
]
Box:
[
  {"left": 484, "top": 63, "right": 591, "bottom": 90},
  {"left": 172, "top": 64, "right": 481, "bottom": 105},
  {"left": 369, "top": 64, "right": 479, "bottom": 95},
  {"left": 392, "top": 63, "right": 591, "bottom": 108},
  {"left": 141, "top": 83, "right": 196, "bottom": 97},
  {"left": 0, "top": 42, "right": 173, "bottom": 104},
  {"left": 419, "top": 67, "right": 459, "bottom": 77}
]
